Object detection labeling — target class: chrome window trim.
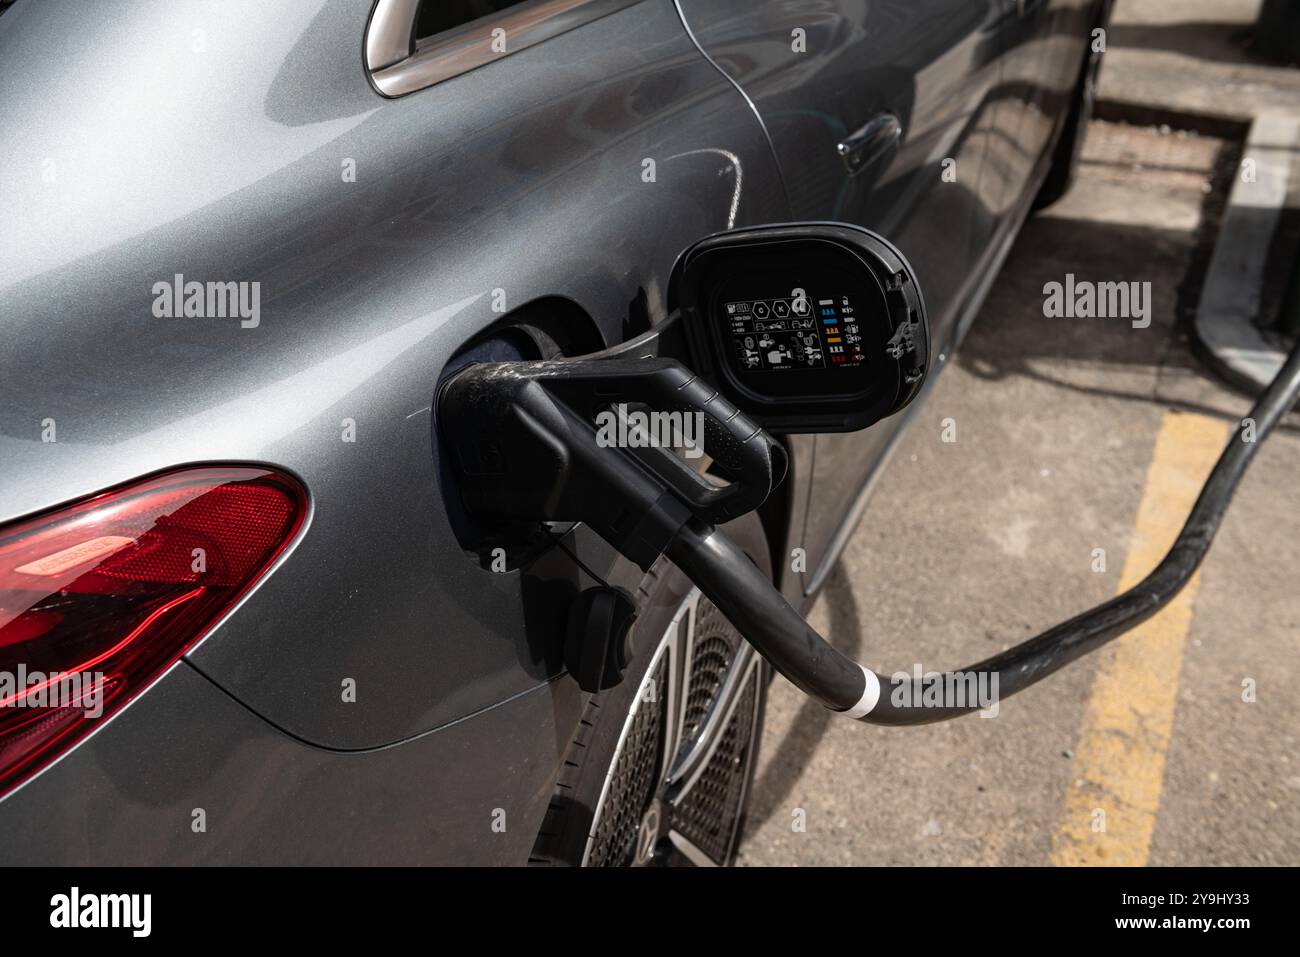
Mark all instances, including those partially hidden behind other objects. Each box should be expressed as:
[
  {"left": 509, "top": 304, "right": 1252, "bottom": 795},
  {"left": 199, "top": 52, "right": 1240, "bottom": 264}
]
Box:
[{"left": 364, "top": 0, "right": 644, "bottom": 98}]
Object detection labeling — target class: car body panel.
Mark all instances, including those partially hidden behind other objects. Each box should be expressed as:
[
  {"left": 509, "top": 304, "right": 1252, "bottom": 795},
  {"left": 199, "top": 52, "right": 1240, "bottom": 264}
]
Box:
[
  {"left": 0, "top": 0, "right": 787, "bottom": 752},
  {"left": 0, "top": 661, "right": 581, "bottom": 864}
]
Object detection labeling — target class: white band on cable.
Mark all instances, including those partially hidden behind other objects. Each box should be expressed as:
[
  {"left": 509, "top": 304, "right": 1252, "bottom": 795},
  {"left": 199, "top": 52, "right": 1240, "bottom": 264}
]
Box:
[{"left": 840, "top": 665, "right": 880, "bottom": 719}]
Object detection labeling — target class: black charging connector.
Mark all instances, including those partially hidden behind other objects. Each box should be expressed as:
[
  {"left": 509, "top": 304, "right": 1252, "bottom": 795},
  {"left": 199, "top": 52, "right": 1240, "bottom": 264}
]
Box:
[{"left": 438, "top": 355, "right": 786, "bottom": 571}]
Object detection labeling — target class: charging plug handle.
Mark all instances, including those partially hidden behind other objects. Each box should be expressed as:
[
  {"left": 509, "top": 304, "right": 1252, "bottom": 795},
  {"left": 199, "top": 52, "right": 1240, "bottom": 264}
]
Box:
[{"left": 439, "top": 356, "right": 787, "bottom": 569}]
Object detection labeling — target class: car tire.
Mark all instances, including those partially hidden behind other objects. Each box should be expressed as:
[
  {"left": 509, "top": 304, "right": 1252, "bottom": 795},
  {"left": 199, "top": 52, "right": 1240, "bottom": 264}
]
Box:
[{"left": 529, "top": 514, "right": 772, "bottom": 867}]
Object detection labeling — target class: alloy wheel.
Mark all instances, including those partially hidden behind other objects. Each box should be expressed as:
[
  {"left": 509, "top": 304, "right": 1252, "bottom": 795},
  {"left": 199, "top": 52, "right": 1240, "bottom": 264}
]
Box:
[{"left": 582, "top": 589, "right": 765, "bottom": 867}]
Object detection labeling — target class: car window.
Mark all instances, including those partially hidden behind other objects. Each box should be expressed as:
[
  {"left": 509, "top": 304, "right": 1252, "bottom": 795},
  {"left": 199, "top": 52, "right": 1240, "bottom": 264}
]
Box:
[{"left": 416, "top": 0, "right": 531, "bottom": 40}]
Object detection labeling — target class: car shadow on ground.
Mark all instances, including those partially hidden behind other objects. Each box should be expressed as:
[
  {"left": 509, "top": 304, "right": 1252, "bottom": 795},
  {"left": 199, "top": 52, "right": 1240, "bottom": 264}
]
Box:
[
  {"left": 1105, "top": 21, "right": 1267, "bottom": 68},
  {"left": 743, "top": 560, "right": 864, "bottom": 831}
]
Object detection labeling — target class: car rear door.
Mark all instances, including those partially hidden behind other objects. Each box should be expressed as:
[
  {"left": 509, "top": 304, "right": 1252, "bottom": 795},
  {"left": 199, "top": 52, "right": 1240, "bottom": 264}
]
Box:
[
  {"left": 982, "top": 0, "right": 1095, "bottom": 224},
  {"left": 674, "top": 0, "right": 1011, "bottom": 591}
]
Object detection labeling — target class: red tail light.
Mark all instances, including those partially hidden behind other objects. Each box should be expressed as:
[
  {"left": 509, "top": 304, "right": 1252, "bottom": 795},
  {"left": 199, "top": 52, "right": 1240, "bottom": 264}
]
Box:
[{"left": 0, "top": 466, "right": 308, "bottom": 797}]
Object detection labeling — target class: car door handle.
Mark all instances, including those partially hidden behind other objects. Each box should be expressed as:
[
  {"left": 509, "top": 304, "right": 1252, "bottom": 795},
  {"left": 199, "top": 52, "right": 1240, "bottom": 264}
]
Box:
[{"left": 836, "top": 112, "right": 903, "bottom": 177}]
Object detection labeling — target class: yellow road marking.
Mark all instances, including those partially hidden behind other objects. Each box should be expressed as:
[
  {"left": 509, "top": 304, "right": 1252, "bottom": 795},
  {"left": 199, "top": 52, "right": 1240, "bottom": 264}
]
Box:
[{"left": 1051, "top": 411, "right": 1230, "bottom": 866}]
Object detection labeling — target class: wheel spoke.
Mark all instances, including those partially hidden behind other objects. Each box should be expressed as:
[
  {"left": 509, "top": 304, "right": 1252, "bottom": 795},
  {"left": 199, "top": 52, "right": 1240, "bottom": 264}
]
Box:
[
  {"left": 656, "top": 589, "right": 698, "bottom": 791},
  {"left": 666, "top": 606, "right": 740, "bottom": 781},
  {"left": 663, "top": 656, "right": 763, "bottom": 866},
  {"left": 667, "top": 651, "right": 759, "bottom": 801},
  {"left": 580, "top": 635, "right": 673, "bottom": 867},
  {"left": 667, "top": 828, "right": 722, "bottom": 867}
]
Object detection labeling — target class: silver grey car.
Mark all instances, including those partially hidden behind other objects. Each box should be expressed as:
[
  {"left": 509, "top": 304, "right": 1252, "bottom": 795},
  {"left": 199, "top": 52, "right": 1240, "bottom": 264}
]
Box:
[{"left": 0, "top": 0, "right": 1107, "bottom": 865}]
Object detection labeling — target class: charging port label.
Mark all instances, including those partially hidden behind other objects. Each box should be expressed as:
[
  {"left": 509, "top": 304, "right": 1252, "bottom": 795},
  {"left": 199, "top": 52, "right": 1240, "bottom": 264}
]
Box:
[{"left": 725, "top": 291, "right": 865, "bottom": 372}]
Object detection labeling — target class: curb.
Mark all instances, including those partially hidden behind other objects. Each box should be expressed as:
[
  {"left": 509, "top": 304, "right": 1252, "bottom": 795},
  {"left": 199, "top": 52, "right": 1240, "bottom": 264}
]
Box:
[
  {"left": 1094, "top": 100, "right": 1250, "bottom": 141},
  {"left": 1192, "top": 112, "right": 1300, "bottom": 394}
]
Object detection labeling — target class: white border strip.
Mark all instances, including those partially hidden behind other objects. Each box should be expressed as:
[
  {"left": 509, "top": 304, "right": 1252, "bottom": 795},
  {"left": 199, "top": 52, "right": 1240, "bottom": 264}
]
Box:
[{"left": 840, "top": 665, "right": 880, "bottom": 719}]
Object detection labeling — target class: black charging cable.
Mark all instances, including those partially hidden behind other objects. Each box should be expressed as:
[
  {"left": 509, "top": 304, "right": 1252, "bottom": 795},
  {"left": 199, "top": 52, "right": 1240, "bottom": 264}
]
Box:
[{"left": 667, "top": 336, "right": 1300, "bottom": 724}]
